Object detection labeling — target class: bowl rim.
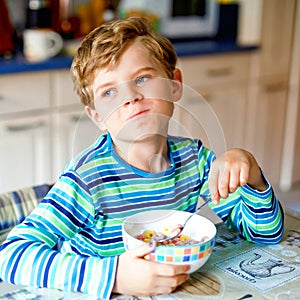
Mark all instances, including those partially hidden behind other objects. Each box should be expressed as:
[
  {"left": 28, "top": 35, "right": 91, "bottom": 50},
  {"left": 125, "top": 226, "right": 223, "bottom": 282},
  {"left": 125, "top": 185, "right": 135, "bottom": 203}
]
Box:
[{"left": 123, "top": 209, "right": 217, "bottom": 248}]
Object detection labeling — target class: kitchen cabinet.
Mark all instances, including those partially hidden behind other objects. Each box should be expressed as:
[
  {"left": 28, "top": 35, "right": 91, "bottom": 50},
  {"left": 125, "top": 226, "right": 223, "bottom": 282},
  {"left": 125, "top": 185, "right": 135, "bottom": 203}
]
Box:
[
  {"left": 245, "top": 76, "right": 289, "bottom": 186},
  {"left": 279, "top": 0, "right": 300, "bottom": 191},
  {"left": 0, "top": 72, "right": 51, "bottom": 114},
  {"left": 0, "top": 114, "right": 52, "bottom": 193},
  {"left": 0, "top": 51, "right": 252, "bottom": 193},
  {"left": 176, "top": 52, "right": 250, "bottom": 156},
  {"left": 0, "top": 70, "right": 99, "bottom": 193},
  {"left": 51, "top": 109, "right": 100, "bottom": 180},
  {"left": 244, "top": 0, "right": 296, "bottom": 187},
  {"left": 50, "top": 70, "right": 101, "bottom": 180},
  {"left": 0, "top": 72, "right": 52, "bottom": 193},
  {"left": 51, "top": 70, "right": 81, "bottom": 109},
  {"left": 255, "top": 0, "right": 295, "bottom": 79}
]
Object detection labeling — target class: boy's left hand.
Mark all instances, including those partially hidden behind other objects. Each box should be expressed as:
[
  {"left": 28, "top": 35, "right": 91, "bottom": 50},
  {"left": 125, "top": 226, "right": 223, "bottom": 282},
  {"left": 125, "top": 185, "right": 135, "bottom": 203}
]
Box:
[{"left": 208, "top": 148, "right": 267, "bottom": 204}]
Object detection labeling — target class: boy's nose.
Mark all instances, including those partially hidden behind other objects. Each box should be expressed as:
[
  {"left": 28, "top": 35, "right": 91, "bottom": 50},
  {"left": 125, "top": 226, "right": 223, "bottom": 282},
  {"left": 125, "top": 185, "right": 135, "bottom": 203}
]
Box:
[
  {"left": 121, "top": 83, "right": 143, "bottom": 106},
  {"left": 123, "top": 97, "right": 142, "bottom": 107}
]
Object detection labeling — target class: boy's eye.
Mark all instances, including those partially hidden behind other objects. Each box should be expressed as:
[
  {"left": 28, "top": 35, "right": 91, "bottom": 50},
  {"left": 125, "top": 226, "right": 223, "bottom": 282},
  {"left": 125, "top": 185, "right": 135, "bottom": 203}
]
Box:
[
  {"left": 136, "top": 76, "right": 150, "bottom": 85},
  {"left": 103, "top": 88, "right": 117, "bottom": 98}
]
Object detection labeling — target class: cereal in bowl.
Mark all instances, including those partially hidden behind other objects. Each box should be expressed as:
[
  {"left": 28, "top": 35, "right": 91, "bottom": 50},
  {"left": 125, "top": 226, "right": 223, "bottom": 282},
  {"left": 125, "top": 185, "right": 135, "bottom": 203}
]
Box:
[{"left": 136, "top": 226, "right": 209, "bottom": 246}]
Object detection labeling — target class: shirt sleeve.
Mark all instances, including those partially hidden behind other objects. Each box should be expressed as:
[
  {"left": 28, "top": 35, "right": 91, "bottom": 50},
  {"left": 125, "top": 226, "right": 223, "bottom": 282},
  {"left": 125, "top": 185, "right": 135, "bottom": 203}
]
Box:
[
  {"left": 197, "top": 145, "right": 284, "bottom": 244},
  {"left": 0, "top": 171, "right": 118, "bottom": 299}
]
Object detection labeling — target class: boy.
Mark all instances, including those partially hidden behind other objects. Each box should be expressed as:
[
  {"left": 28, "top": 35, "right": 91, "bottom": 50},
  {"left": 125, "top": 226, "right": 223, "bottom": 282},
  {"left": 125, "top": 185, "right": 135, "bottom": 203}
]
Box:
[{"left": 0, "top": 17, "right": 283, "bottom": 299}]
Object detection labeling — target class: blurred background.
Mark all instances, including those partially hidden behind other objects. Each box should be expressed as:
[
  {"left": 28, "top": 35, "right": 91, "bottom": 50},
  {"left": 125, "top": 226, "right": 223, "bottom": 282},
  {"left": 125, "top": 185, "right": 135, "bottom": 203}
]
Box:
[{"left": 0, "top": 0, "right": 299, "bottom": 217}]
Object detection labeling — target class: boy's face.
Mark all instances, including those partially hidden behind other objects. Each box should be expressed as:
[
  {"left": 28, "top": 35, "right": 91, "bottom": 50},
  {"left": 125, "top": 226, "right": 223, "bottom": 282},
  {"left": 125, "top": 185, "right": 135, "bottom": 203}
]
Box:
[{"left": 86, "top": 42, "right": 182, "bottom": 143}]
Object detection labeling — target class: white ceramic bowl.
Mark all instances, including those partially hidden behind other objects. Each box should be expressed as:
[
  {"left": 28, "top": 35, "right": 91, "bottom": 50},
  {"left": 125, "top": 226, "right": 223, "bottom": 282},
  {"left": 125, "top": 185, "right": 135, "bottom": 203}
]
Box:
[{"left": 122, "top": 209, "right": 217, "bottom": 273}]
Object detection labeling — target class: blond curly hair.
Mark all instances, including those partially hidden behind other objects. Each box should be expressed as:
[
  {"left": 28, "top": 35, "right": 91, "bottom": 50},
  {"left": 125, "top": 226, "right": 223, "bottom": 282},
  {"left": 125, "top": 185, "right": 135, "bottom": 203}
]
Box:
[{"left": 71, "top": 17, "right": 177, "bottom": 106}]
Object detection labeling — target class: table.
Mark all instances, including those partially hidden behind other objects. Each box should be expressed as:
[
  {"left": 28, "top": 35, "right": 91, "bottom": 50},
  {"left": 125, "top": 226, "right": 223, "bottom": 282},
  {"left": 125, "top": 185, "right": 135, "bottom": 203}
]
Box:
[{"left": 1, "top": 214, "right": 299, "bottom": 300}]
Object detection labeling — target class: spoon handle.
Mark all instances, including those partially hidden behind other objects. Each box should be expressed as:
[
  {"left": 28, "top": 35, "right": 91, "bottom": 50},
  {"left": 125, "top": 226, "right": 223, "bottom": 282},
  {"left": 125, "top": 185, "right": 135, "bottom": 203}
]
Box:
[
  {"left": 152, "top": 198, "right": 213, "bottom": 244},
  {"left": 182, "top": 198, "right": 212, "bottom": 227},
  {"left": 195, "top": 197, "right": 212, "bottom": 214}
]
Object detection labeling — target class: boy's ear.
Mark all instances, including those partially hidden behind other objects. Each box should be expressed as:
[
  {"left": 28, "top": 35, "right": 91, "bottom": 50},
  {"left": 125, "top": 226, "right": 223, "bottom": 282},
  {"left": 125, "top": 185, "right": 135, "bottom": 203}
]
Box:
[
  {"left": 172, "top": 68, "right": 183, "bottom": 102},
  {"left": 85, "top": 106, "right": 107, "bottom": 131}
]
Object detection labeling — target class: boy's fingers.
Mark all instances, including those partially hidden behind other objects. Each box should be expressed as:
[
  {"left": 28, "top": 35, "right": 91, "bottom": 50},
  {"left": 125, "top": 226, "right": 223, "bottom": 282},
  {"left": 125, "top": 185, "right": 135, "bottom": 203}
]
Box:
[
  {"left": 208, "top": 166, "right": 220, "bottom": 204},
  {"left": 132, "top": 242, "right": 156, "bottom": 259},
  {"left": 239, "top": 162, "right": 249, "bottom": 186},
  {"left": 229, "top": 168, "right": 240, "bottom": 193},
  {"left": 218, "top": 166, "right": 230, "bottom": 199}
]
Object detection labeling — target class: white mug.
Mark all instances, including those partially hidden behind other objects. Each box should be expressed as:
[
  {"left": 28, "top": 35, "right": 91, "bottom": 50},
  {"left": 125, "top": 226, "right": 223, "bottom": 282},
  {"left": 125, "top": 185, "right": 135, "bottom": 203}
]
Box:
[{"left": 23, "top": 29, "right": 63, "bottom": 62}]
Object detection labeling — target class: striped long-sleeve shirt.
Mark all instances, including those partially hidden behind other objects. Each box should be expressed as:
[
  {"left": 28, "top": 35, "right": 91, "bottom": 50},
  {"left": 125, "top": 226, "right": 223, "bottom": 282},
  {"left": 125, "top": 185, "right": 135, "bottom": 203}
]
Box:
[{"left": 0, "top": 133, "right": 284, "bottom": 299}]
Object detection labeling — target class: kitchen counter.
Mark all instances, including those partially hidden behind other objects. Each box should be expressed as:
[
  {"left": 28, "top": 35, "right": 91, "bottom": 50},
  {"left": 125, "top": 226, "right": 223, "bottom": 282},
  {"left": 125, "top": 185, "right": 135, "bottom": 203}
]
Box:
[
  {"left": 0, "top": 54, "right": 74, "bottom": 75},
  {"left": 0, "top": 40, "right": 258, "bottom": 75},
  {"left": 172, "top": 39, "right": 258, "bottom": 57}
]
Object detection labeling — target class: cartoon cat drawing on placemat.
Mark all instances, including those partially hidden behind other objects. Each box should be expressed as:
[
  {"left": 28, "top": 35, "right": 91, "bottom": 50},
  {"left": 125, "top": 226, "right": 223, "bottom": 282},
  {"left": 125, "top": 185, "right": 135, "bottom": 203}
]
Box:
[{"left": 240, "top": 252, "right": 295, "bottom": 279}]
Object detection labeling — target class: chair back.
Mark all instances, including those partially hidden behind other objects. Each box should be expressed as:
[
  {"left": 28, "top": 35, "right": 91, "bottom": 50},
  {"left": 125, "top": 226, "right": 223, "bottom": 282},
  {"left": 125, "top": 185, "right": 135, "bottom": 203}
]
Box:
[{"left": 0, "top": 184, "right": 52, "bottom": 244}]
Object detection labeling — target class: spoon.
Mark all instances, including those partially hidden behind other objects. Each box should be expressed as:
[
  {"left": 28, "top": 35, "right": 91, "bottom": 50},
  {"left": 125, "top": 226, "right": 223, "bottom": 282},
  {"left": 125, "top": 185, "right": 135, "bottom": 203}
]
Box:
[{"left": 152, "top": 198, "right": 213, "bottom": 244}]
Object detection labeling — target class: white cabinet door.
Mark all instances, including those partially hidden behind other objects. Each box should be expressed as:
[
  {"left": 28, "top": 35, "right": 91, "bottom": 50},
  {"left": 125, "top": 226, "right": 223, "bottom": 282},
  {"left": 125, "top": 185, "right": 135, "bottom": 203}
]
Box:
[
  {"left": 51, "top": 110, "right": 102, "bottom": 180},
  {"left": 279, "top": 0, "right": 300, "bottom": 190},
  {"left": 176, "top": 53, "right": 250, "bottom": 155},
  {"left": 245, "top": 76, "right": 289, "bottom": 187},
  {"left": 258, "top": 0, "right": 295, "bottom": 78},
  {"left": 51, "top": 70, "right": 103, "bottom": 180},
  {"left": 175, "top": 84, "right": 247, "bottom": 156},
  {"left": 0, "top": 115, "right": 52, "bottom": 193},
  {"left": 51, "top": 70, "right": 81, "bottom": 108},
  {"left": 0, "top": 72, "right": 51, "bottom": 115},
  {"left": 244, "top": 0, "right": 296, "bottom": 188}
]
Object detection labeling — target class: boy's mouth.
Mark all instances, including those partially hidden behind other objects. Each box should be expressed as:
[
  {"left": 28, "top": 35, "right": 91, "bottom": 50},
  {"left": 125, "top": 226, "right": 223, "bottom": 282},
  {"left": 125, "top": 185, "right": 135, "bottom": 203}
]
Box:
[{"left": 129, "top": 109, "right": 150, "bottom": 120}]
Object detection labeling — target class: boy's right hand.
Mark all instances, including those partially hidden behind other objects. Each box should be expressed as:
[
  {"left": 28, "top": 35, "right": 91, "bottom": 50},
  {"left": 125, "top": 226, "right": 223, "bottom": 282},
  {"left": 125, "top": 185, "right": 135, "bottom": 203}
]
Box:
[{"left": 112, "top": 242, "right": 190, "bottom": 296}]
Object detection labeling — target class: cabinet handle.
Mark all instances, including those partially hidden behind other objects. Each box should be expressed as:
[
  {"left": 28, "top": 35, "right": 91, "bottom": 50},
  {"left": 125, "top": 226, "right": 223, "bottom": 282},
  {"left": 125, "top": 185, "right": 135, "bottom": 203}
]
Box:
[
  {"left": 6, "top": 121, "right": 45, "bottom": 132},
  {"left": 187, "top": 93, "right": 212, "bottom": 103},
  {"left": 200, "top": 92, "right": 211, "bottom": 101},
  {"left": 206, "top": 67, "right": 232, "bottom": 77},
  {"left": 264, "top": 82, "right": 286, "bottom": 93},
  {"left": 188, "top": 92, "right": 211, "bottom": 101},
  {"left": 71, "top": 114, "right": 89, "bottom": 123}
]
